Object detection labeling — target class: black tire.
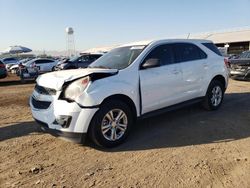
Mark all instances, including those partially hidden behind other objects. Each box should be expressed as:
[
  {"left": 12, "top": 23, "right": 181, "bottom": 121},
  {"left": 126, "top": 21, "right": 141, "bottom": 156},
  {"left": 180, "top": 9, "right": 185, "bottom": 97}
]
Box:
[
  {"left": 202, "top": 80, "right": 224, "bottom": 110},
  {"left": 20, "top": 78, "right": 26, "bottom": 84},
  {"left": 88, "top": 100, "right": 134, "bottom": 148}
]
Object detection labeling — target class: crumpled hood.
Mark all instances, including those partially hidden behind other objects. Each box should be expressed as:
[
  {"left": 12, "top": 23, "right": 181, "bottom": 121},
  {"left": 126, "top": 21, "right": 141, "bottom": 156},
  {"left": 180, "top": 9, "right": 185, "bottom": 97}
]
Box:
[{"left": 36, "top": 68, "right": 118, "bottom": 90}]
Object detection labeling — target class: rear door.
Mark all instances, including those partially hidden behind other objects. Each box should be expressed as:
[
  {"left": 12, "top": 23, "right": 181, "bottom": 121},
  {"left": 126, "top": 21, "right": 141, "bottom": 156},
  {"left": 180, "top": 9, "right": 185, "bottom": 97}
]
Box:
[
  {"left": 173, "top": 43, "right": 208, "bottom": 101},
  {"left": 139, "top": 44, "right": 183, "bottom": 114},
  {"left": 38, "top": 60, "right": 54, "bottom": 72},
  {"left": 35, "top": 60, "right": 46, "bottom": 72},
  {"left": 46, "top": 60, "right": 56, "bottom": 71}
]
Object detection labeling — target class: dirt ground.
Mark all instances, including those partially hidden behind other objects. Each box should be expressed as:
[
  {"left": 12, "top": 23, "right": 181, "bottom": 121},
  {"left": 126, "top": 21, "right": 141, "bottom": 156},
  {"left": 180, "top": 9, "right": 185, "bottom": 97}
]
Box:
[{"left": 0, "top": 74, "right": 250, "bottom": 188}]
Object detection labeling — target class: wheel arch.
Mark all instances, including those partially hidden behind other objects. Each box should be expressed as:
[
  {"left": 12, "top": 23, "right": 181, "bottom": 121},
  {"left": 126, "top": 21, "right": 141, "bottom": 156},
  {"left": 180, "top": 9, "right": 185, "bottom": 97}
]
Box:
[
  {"left": 210, "top": 75, "right": 226, "bottom": 91},
  {"left": 101, "top": 94, "right": 137, "bottom": 121}
]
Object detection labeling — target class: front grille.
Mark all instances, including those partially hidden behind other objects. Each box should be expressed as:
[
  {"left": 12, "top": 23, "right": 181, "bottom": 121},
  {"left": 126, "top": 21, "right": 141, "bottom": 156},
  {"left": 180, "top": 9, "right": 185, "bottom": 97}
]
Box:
[
  {"left": 32, "top": 97, "right": 51, "bottom": 109},
  {"left": 35, "top": 84, "right": 56, "bottom": 95}
]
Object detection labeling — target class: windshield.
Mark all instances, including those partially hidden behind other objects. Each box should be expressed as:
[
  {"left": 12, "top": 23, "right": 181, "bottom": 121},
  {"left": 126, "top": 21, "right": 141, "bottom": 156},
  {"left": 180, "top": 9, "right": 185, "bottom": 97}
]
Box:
[
  {"left": 89, "top": 45, "right": 146, "bottom": 70},
  {"left": 69, "top": 56, "right": 79, "bottom": 62}
]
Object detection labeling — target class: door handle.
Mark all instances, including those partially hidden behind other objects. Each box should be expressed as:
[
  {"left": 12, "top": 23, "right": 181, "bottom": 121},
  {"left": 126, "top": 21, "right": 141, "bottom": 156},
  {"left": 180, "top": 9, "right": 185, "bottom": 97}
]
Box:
[{"left": 203, "top": 63, "right": 208, "bottom": 69}]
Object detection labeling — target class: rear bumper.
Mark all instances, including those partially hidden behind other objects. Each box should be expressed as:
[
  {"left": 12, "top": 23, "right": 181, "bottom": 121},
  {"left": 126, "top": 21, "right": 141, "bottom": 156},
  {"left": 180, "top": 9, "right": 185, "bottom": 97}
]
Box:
[
  {"left": 230, "top": 70, "right": 250, "bottom": 80},
  {"left": 35, "top": 118, "right": 86, "bottom": 143}
]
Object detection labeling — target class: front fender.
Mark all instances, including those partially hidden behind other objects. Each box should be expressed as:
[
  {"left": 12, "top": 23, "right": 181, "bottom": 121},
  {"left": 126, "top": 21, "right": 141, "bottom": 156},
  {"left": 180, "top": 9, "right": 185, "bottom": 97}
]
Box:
[{"left": 75, "top": 73, "right": 140, "bottom": 116}]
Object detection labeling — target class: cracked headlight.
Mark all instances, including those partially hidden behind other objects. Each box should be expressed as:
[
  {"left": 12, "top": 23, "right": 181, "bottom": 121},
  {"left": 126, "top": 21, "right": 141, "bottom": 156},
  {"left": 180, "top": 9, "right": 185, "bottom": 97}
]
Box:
[{"left": 64, "top": 76, "right": 90, "bottom": 101}]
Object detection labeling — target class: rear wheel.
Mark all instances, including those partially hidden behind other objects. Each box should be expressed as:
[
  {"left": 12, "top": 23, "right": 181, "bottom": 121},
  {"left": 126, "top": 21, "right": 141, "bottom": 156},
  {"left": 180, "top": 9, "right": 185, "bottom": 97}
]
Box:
[
  {"left": 88, "top": 100, "right": 133, "bottom": 148},
  {"left": 202, "top": 80, "right": 224, "bottom": 110}
]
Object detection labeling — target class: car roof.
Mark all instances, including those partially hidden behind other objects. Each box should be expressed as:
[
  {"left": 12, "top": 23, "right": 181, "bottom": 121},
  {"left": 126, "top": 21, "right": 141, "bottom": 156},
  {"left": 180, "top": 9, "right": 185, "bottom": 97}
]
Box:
[
  {"left": 81, "top": 53, "right": 104, "bottom": 56},
  {"left": 120, "top": 39, "right": 212, "bottom": 47},
  {"left": 33, "top": 58, "right": 55, "bottom": 61}
]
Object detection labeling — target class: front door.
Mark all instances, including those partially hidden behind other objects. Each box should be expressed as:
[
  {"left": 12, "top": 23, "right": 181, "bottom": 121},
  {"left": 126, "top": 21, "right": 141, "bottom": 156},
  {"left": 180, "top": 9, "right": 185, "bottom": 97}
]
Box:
[{"left": 139, "top": 44, "right": 183, "bottom": 114}]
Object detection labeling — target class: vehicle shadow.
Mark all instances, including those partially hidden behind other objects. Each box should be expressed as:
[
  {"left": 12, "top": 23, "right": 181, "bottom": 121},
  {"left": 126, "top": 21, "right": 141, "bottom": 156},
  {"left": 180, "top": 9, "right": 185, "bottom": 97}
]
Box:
[
  {"left": 0, "top": 122, "right": 41, "bottom": 142},
  {"left": 0, "top": 80, "right": 35, "bottom": 87},
  {"left": 95, "top": 92, "right": 250, "bottom": 152},
  {"left": 1, "top": 93, "right": 250, "bottom": 152}
]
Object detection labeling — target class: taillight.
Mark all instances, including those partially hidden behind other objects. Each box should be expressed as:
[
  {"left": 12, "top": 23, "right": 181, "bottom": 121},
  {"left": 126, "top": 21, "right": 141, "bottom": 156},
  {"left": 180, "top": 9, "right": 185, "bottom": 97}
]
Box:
[
  {"left": 0, "top": 64, "right": 5, "bottom": 68},
  {"left": 224, "top": 58, "right": 230, "bottom": 68}
]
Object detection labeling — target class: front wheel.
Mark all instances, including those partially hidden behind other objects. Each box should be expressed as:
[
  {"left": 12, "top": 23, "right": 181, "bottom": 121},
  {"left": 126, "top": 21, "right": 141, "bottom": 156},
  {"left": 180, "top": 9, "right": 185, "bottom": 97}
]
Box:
[
  {"left": 88, "top": 100, "right": 133, "bottom": 148},
  {"left": 202, "top": 80, "right": 224, "bottom": 110}
]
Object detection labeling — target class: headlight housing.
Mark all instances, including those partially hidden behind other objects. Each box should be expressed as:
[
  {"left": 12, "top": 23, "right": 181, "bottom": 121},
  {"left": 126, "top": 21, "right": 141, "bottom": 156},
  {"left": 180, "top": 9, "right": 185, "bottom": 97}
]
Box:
[{"left": 63, "top": 76, "right": 90, "bottom": 101}]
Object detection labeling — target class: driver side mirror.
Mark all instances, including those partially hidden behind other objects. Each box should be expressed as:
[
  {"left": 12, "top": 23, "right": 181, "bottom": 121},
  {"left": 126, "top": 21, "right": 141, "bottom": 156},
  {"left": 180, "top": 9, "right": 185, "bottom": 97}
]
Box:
[{"left": 141, "top": 58, "right": 160, "bottom": 69}]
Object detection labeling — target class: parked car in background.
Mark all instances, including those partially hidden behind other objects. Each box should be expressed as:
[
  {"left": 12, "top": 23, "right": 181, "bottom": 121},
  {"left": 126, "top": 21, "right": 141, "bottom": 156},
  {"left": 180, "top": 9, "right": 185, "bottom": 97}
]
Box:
[
  {"left": 0, "top": 60, "right": 7, "bottom": 79},
  {"left": 228, "top": 54, "right": 239, "bottom": 60},
  {"left": 10, "top": 58, "right": 33, "bottom": 74},
  {"left": 55, "top": 53, "right": 103, "bottom": 70},
  {"left": 1, "top": 57, "right": 19, "bottom": 71},
  {"left": 229, "top": 50, "right": 250, "bottom": 80},
  {"left": 30, "top": 39, "right": 228, "bottom": 148},
  {"left": 19, "top": 58, "right": 58, "bottom": 82}
]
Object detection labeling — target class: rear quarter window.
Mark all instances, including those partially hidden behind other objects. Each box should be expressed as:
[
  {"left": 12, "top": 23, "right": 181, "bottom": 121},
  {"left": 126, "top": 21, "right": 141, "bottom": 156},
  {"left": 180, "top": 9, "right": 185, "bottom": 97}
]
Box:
[
  {"left": 202, "top": 43, "right": 222, "bottom": 56},
  {"left": 36, "top": 60, "right": 54, "bottom": 64},
  {"left": 174, "top": 43, "right": 207, "bottom": 63},
  {"left": 4, "top": 58, "right": 16, "bottom": 61}
]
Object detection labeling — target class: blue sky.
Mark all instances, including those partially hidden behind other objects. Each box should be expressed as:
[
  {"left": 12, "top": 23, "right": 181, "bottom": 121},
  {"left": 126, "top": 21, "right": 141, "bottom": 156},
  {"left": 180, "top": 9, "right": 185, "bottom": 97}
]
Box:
[{"left": 0, "top": 0, "right": 250, "bottom": 51}]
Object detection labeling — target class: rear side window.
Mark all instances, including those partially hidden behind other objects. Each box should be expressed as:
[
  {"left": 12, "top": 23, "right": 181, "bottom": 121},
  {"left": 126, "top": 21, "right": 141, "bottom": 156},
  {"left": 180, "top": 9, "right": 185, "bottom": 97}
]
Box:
[
  {"left": 36, "top": 60, "right": 53, "bottom": 64},
  {"left": 4, "top": 58, "right": 16, "bottom": 61},
  {"left": 174, "top": 43, "right": 207, "bottom": 63},
  {"left": 79, "top": 56, "right": 90, "bottom": 62},
  {"left": 145, "top": 44, "right": 174, "bottom": 65},
  {"left": 202, "top": 43, "right": 222, "bottom": 56},
  {"left": 46, "top": 60, "right": 54, "bottom": 63},
  {"left": 35, "top": 60, "right": 42, "bottom": 64}
]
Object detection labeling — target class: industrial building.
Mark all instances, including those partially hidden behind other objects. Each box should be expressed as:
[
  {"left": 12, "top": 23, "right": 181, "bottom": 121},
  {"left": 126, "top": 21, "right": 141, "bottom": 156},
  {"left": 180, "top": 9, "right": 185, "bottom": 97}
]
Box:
[{"left": 191, "top": 28, "right": 250, "bottom": 55}]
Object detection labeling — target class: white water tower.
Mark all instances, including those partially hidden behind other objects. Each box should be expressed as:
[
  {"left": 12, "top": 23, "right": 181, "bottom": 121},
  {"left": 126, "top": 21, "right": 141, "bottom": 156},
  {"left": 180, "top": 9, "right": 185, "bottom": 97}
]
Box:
[{"left": 65, "top": 27, "right": 75, "bottom": 57}]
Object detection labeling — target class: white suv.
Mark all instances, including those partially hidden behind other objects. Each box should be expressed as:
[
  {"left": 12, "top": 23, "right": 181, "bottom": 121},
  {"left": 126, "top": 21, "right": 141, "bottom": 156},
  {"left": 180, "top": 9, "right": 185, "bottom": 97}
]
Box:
[{"left": 30, "top": 39, "right": 228, "bottom": 147}]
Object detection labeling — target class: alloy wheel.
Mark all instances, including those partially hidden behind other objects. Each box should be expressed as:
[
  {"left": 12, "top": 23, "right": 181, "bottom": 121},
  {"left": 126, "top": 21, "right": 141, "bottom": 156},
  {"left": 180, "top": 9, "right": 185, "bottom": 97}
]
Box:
[
  {"left": 101, "top": 109, "right": 128, "bottom": 141},
  {"left": 211, "top": 86, "right": 222, "bottom": 106}
]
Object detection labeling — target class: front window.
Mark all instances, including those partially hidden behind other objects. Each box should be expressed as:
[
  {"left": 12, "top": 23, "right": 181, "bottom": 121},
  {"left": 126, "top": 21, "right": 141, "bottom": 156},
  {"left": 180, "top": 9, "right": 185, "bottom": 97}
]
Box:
[{"left": 89, "top": 46, "right": 146, "bottom": 70}]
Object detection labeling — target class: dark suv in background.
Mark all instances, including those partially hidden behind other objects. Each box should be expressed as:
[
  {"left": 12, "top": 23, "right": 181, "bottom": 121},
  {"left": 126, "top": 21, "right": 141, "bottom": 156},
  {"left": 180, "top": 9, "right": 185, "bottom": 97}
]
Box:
[
  {"left": 55, "top": 53, "right": 103, "bottom": 70},
  {"left": 229, "top": 50, "right": 250, "bottom": 80},
  {"left": 0, "top": 60, "right": 7, "bottom": 79}
]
